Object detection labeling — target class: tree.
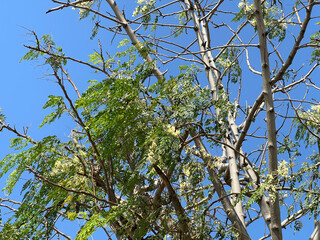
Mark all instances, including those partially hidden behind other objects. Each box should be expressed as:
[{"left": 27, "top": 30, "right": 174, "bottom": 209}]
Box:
[{"left": 0, "top": 0, "right": 320, "bottom": 239}]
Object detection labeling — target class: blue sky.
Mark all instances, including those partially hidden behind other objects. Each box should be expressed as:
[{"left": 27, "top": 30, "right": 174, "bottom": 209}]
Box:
[{"left": 0, "top": 1, "right": 319, "bottom": 239}]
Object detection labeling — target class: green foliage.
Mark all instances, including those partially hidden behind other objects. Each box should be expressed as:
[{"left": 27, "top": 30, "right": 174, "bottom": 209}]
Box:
[
  {"left": 21, "top": 35, "right": 67, "bottom": 71},
  {"left": 2, "top": 37, "right": 214, "bottom": 238},
  {"left": 75, "top": 212, "right": 109, "bottom": 240},
  {"left": 173, "top": 11, "right": 187, "bottom": 38},
  {"left": 39, "top": 95, "right": 67, "bottom": 128},
  {"left": 278, "top": 137, "right": 300, "bottom": 156},
  {"left": 294, "top": 220, "right": 303, "bottom": 232},
  {"left": 233, "top": 1, "right": 255, "bottom": 23},
  {"left": 216, "top": 46, "right": 241, "bottom": 83},
  {"left": 263, "top": 5, "right": 287, "bottom": 41},
  {"left": 18, "top": 45, "right": 209, "bottom": 238},
  {"left": 310, "top": 30, "right": 320, "bottom": 64},
  {"left": 88, "top": 52, "right": 103, "bottom": 66},
  {"left": 133, "top": 0, "right": 156, "bottom": 31},
  {"left": 8, "top": 138, "right": 29, "bottom": 151},
  {"left": 0, "top": 133, "right": 95, "bottom": 238},
  {"left": 19, "top": 49, "right": 43, "bottom": 62},
  {"left": 294, "top": 105, "right": 320, "bottom": 147},
  {"left": 234, "top": 1, "right": 287, "bottom": 41},
  {"left": 0, "top": 107, "right": 5, "bottom": 122}
]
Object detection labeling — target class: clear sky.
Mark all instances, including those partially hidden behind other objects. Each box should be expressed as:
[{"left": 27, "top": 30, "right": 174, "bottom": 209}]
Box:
[{"left": 0, "top": 1, "right": 319, "bottom": 239}]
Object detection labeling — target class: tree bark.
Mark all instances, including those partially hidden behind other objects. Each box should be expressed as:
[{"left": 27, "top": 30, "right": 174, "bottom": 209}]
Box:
[
  {"left": 310, "top": 220, "right": 320, "bottom": 240},
  {"left": 253, "top": 1, "right": 283, "bottom": 239},
  {"left": 185, "top": 0, "right": 272, "bottom": 233},
  {"left": 105, "top": 0, "right": 164, "bottom": 80},
  {"left": 190, "top": 130, "right": 251, "bottom": 240}
]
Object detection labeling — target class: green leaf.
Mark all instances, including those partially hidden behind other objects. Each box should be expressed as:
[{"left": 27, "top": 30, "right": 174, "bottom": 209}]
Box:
[
  {"left": 20, "top": 49, "right": 42, "bottom": 62},
  {"left": 39, "top": 95, "right": 66, "bottom": 128}
]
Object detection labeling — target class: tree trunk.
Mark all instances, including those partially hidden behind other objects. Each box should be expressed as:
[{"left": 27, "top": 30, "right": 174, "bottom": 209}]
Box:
[
  {"left": 253, "top": 1, "right": 283, "bottom": 239},
  {"left": 310, "top": 220, "right": 320, "bottom": 240}
]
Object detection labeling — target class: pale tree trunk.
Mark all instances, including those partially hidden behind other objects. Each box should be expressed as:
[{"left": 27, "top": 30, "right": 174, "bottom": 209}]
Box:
[
  {"left": 253, "top": 1, "right": 283, "bottom": 239},
  {"left": 184, "top": 0, "right": 273, "bottom": 235},
  {"left": 310, "top": 220, "right": 320, "bottom": 240},
  {"left": 184, "top": 0, "right": 248, "bottom": 231},
  {"left": 190, "top": 130, "right": 251, "bottom": 240}
]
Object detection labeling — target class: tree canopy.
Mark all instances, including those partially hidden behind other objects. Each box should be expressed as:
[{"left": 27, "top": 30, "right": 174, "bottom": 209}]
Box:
[{"left": 1, "top": 0, "right": 320, "bottom": 239}]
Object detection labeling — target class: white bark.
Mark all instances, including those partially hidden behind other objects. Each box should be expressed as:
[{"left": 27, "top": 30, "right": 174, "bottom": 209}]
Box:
[
  {"left": 184, "top": 0, "right": 273, "bottom": 234},
  {"left": 183, "top": 0, "right": 250, "bottom": 232},
  {"left": 190, "top": 130, "right": 251, "bottom": 240},
  {"left": 310, "top": 220, "right": 320, "bottom": 240}
]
